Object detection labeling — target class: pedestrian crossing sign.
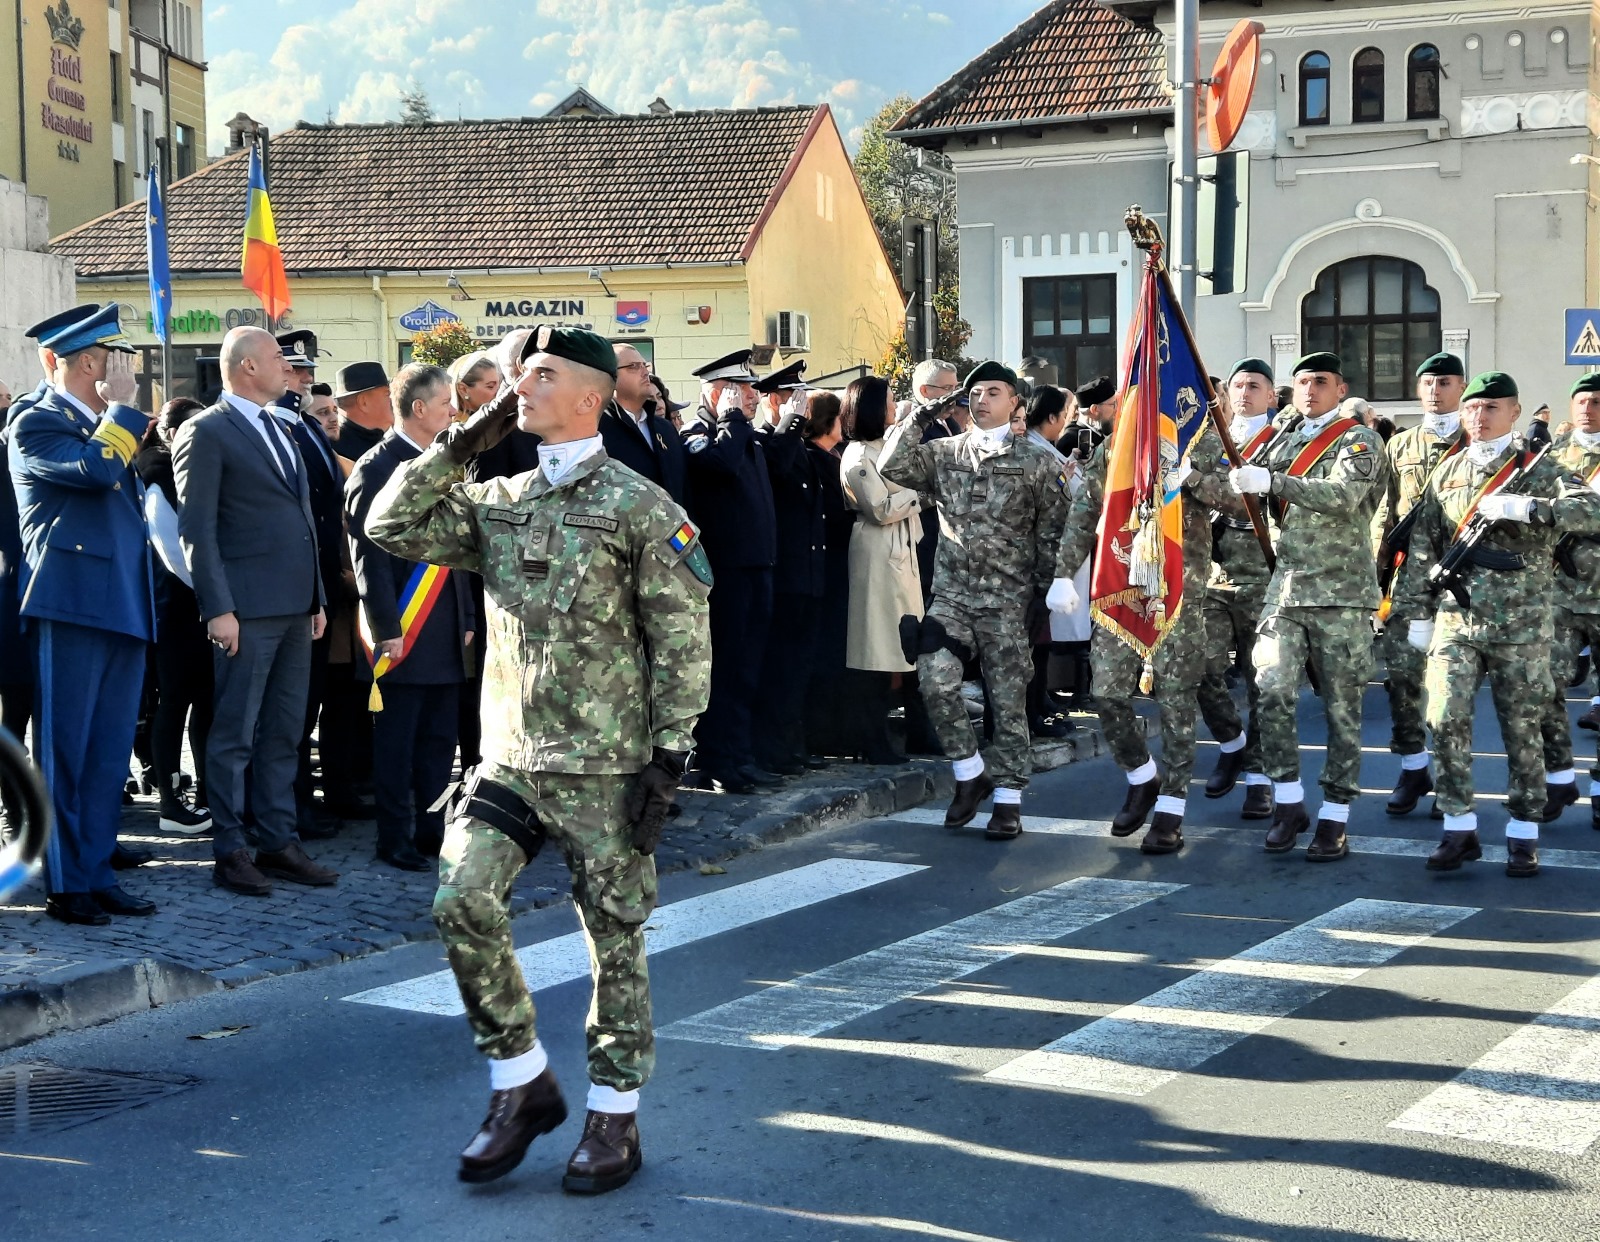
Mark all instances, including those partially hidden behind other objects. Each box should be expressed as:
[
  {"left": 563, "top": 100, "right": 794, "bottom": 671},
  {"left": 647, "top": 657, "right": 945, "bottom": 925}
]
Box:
[{"left": 1567, "top": 309, "right": 1600, "bottom": 364}]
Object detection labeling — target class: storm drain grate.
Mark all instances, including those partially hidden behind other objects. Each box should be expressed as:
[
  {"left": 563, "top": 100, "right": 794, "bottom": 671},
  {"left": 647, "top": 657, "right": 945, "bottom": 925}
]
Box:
[{"left": 0, "top": 1062, "right": 195, "bottom": 1137}]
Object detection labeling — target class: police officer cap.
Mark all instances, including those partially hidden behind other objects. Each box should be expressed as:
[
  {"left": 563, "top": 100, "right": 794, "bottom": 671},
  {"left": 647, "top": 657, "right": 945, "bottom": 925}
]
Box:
[
  {"left": 25, "top": 303, "right": 101, "bottom": 341},
  {"left": 278, "top": 329, "right": 321, "bottom": 369},
  {"left": 1230, "top": 357, "right": 1273, "bottom": 383},
  {"left": 1570, "top": 373, "right": 1600, "bottom": 398},
  {"left": 1462, "top": 370, "right": 1518, "bottom": 400},
  {"left": 517, "top": 324, "right": 619, "bottom": 379},
  {"left": 1074, "top": 374, "right": 1116, "bottom": 406},
  {"left": 692, "top": 348, "right": 759, "bottom": 384},
  {"left": 334, "top": 361, "right": 390, "bottom": 399},
  {"left": 965, "top": 360, "right": 1021, "bottom": 391},
  {"left": 35, "top": 303, "right": 135, "bottom": 355},
  {"left": 1292, "top": 351, "right": 1342, "bottom": 377},
  {"left": 755, "top": 358, "right": 807, "bottom": 395},
  {"left": 1415, "top": 351, "right": 1464, "bottom": 379}
]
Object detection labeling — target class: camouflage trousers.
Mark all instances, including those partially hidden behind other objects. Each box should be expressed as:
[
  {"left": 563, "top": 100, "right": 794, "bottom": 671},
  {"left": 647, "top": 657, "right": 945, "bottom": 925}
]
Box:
[
  {"left": 1426, "top": 630, "right": 1550, "bottom": 822},
  {"left": 1255, "top": 606, "right": 1374, "bottom": 804},
  {"left": 1197, "top": 582, "right": 1266, "bottom": 773},
  {"left": 1540, "top": 605, "right": 1595, "bottom": 776},
  {"left": 433, "top": 766, "right": 656, "bottom": 1090},
  {"left": 917, "top": 603, "right": 1032, "bottom": 789},
  {"left": 1382, "top": 605, "right": 1430, "bottom": 757},
  {"left": 1094, "top": 596, "right": 1207, "bottom": 799}
]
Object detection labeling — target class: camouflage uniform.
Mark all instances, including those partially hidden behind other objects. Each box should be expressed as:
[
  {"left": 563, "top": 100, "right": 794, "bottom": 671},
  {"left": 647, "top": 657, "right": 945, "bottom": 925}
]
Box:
[
  {"left": 1398, "top": 438, "right": 1600, "bottom": 821},
  {"left": 1375, "top": 423, "right": 1466, "bottom": 756},
  {"left": 878, "top": 416, "right": 1070, "bottom": 789},
  {"left": 1058, "top": 424, "right": 1239, "bottom": 798},
  {"left": 1254, "top": 415, "right": 1389, "bottom": 804},
  {"left": 1538, "top": 430, "right": 1600, "bottom": 776},
  {"left": 365, "top": 445, "right": 711, "bottom": 1088}
]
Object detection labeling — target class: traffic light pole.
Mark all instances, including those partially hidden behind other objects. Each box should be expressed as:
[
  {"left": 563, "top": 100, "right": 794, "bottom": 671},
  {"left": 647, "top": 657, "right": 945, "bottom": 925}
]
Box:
[{"left": 1172, "top": 0, "right": 1200, "bottom": 318}]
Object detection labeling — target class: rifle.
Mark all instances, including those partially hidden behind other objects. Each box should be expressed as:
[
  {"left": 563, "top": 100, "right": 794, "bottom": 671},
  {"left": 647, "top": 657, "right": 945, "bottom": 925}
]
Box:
[
  {"left": 1375, "top": 501, "right": 1423, "bottom": 622},
  {"left": 1425, "top": 446, "right": 1551, "bottom": 611}
]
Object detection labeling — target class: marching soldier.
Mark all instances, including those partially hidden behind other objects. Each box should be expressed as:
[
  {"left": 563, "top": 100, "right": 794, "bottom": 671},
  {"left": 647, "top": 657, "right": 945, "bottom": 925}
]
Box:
[
  {"left": 1051, "top": 405, "right": 1239, "bottom": 854},
  {"left": 1197, "top": 359, "right": 1278, "bottom": 820},
  {"left": 1374, "top": 352, "right": 1468, "bottom": 818},
  {"left": 1538, "top": 372, "right": 1600, "bottom": 827},
  {"left": 1397, "top": 371, "right": 1600, "bottom": 877},
  {"left": 364, "top": 327, "right": 711, "bottom": 1193},
  {"left": 879, "top": 360, "right": 1070, "bottom": 839},
  {"left": 1229, "top": 353, "right": 1389, "bottom": 862}
]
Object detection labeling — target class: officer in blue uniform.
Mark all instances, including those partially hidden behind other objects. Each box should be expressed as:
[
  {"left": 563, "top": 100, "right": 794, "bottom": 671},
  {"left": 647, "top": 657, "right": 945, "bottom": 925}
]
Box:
[
  {"left": 681, "top": 349, "right": 778, "bottom": 793},
  {"left": 7, "top": 304, "right": 157, "bottom": 924}
]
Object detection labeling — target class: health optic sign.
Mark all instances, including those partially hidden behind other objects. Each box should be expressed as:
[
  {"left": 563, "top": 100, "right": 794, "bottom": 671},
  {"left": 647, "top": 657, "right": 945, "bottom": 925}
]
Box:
[{"left": 398, "top": 300, "right": 462, "bottom": 332}]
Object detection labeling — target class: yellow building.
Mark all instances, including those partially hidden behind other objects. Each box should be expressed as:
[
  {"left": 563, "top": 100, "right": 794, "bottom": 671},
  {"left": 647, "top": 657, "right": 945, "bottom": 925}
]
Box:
[
  {"left": 0, "top": 0, "right": 207, "bottom": 235},
  {"left": 50, "top": 105, "right": 903, "bottom": 405}
]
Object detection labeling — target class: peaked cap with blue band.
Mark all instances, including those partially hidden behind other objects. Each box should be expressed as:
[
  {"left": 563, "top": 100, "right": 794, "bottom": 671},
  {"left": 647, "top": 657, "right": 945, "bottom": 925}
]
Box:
[{"left": 33, "top": 303, "right": 134, "bottom": 355}]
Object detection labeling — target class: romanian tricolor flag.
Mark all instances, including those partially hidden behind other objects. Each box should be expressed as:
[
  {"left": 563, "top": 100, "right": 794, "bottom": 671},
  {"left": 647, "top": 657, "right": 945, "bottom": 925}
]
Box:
[
  {"left": 1090, "top": 250, "right": 1213, "bottom": 668},
  {"left": 240, "top": 143, "right": 291, "bottom": 321}
]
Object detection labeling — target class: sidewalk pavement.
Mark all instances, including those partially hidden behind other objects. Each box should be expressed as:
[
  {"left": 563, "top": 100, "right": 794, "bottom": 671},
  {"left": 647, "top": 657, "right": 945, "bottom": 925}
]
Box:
[{"left": 1, "top": 712, "right": 1147, "bottom": 1050}]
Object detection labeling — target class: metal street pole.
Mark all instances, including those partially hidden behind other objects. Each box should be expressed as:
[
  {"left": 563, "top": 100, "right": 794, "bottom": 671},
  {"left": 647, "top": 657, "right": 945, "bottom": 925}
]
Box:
[{"left": 1173, "top": 0, "right": 1199, "bottom": 318}]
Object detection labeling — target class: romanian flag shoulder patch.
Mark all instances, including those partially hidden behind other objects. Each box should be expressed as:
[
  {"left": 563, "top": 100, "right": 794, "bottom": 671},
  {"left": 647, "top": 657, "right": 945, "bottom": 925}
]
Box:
[
  {"left": 1053, "top": 468, "right": 1069, "bottom": 493},
  {"left": 668, "top": 520, "right": 697, "bottom": 555}
]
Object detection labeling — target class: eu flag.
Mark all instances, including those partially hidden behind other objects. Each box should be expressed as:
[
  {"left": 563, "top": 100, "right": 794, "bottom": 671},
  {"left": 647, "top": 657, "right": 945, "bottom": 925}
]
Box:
[{"left": 147, "top": 163, "right": 172, "bottom": 346}]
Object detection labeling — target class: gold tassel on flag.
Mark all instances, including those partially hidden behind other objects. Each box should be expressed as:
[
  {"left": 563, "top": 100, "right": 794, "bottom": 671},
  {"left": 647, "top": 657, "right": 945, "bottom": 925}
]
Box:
[
  {"left": 1139, "top": 661, "right": 1155, "bottom": 695},
  {"left": 1128, "top": 503, "right": 1164, "bottom": 598}
]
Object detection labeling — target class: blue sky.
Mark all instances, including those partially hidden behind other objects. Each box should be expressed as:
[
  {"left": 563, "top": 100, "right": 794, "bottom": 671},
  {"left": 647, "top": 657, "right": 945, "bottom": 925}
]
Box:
[{"left": 203, "top": 0, "right": 1043, "bottom": 153}]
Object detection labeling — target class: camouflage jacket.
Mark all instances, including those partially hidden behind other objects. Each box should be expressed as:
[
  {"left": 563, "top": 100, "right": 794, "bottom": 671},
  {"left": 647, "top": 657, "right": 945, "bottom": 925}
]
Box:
[
  {"left": 1397, "top": 436, "right": 1600, "bottom": 640},
  {"left": 1057, "top": 423, "right": 1237, "bottom": 596},
  {"left": 1374, "top": 422, "right": 1465, "bottom": 565},
  {"left": 365, "top": 445, "right": 712, "bottom": 775},
  {"left": 1259, "top": 414, "right": 1389, "bottom": 610},
  {"left": 1546, "top": 429, "right": 1600, "bottom": 616},
  {"left": 878, "top": 415, "right": 1070, "bottom": 612},
  {"left": 1207, "top": 415, "right": 1275, "bottom": 594}
]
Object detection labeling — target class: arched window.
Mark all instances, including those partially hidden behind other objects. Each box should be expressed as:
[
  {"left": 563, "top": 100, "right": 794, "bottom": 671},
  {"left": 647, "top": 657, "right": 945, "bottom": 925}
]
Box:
[
  {"left": 1300, "top": 52, "right": 1331, "bottom": 125},
  {"left": 1408, "top": 44, "right": 1442, "bottom": 119},
  {"left": 1353, "top": 48, "right": 1385, "bottom": 122},
  {"left": 1301, "top": 257, "right": 1442, "bottom": 401}
]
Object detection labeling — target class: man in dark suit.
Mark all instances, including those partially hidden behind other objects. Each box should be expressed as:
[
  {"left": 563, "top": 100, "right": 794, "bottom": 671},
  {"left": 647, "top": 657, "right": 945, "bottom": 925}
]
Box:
[
  {"left": 599, "top": 342, "right": 688, "bottom": 506},
  {"left": 6, "top": 304, "right": 157, "bottom": 924},
  {"left": 333, "top": 362, "right": 392, "bottom": 464},
  {"left": 175, "top": 327, "right": 339, "bottom": 898},
  {"left": 345, "top": 363, "right": 475, "bottom": 870}
]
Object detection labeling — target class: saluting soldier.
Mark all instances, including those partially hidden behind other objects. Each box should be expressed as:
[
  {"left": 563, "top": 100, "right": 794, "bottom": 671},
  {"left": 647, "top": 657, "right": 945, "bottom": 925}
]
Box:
[
  {"left": 364, "top": 327, "right": 711, "bottom": 1193},
  {"left": 1229, "top": 352, "right": 1389, "bottom": 862},
  {"left": 1374, "top": 352, "right": 1468, "bottom": 818},
  {"left": 1397, "top": 371, "right": 1600, "bottom": 877},
  {"left": 879, "top": 360, "right": 1070, "bottom": 839},
  {"left": 1538, "top": 372, "right": 1600, "bottom": 827},
  {"left": 1051, "top": 402, "right": 1239, "bottom": 854},
  {"left": 1196, "top": 358, "right": 1279, "bottom": 821}
]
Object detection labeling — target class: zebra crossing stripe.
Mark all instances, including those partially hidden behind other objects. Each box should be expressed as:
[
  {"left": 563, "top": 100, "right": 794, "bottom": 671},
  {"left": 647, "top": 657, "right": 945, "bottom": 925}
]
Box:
[
  {"left": 343, "top": 857, "right": 925, "bottom": 1015},
  {"left": 1389, "top": 974, "right": 1600, "bottom": 1154},
  {"left": 892, "top": 809, "right": 1600, "bottom": 871},
  {"left": 659, "top": 877, "right": 1184, "bottom": 1050},
  {"left": 984, "top": 897, "right": 1476, "bottom": 1097}
]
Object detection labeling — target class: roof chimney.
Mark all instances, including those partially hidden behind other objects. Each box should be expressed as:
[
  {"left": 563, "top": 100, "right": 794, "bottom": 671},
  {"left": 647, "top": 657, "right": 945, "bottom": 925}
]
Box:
[{"left": 647, "top": 97, "right": 673, "bottom": 116}]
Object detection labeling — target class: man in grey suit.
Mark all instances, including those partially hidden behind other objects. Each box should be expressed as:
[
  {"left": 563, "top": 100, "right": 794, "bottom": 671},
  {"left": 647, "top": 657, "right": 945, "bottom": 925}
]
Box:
[{"left": 174, "top": 327, "right": 339, "bottom": 897}]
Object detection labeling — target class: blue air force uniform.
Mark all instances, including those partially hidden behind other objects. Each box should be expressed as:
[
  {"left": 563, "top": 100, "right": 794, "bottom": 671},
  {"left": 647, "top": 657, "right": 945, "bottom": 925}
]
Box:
[{"left": 6, "top": 305, "right": 154, "bottom": 901}]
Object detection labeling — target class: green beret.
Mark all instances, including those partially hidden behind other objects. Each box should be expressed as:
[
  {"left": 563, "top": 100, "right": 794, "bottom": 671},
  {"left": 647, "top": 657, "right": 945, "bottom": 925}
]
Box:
[
  {"left": 1462, "top": 370, "right": 1518, "bottom": 400},
  {"left": 518, "top": 324, "right": 619, "bottom": 379},
  {"left": 1229, "top": 357, "right": 1273, "bottom": 383},
  {"left": 1571, "top": 373, "right": 1600, "bottom": 398},
  {"left": 1415, "top": 351, "right": 1464, "bottom": 379},
  {"left": 1292, "top": 351, "right": 1342, "bottom": 377},
  {"left": 964, "top": 360, "right": 1020, "bottom": 390}
]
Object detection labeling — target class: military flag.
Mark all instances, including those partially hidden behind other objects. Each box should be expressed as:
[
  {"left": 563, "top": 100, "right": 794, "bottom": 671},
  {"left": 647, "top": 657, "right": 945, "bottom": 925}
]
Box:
[
  {"left": 240, "top": 143, "right": 290, "bottom": 321},
  {"left": 146, "top": 162, "right": 172, "bottom": 346}
]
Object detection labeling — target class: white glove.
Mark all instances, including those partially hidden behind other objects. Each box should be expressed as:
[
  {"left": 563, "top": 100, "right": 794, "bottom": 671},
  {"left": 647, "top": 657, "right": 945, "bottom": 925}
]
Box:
[
  {"left": 775, "top": 388, "right": 806, "bottom": 433},
  {"left": 1407, "top": 619, "right": 1435, "bottom": 652},
  {"left": 715, "top": 386, "right": 745, "bottom": 420},
  {"left": 1478, "top": 493, "right": 1535, "bottom": 523},
  {"left": 1045, "top": 576, "right": 1080, "bottom": 617},
  {"left": 1230, "top": 464, "right": 1272, "bottom": 495}
]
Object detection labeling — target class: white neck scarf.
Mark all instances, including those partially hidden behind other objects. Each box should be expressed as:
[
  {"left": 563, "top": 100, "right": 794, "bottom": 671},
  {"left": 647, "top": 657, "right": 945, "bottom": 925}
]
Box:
[
  {"left": 1576, "top": 429, "right": 1600, "bottom": 452},
  {"left": 1466, "top": 431, "right": 1514, "bottom": 466},
  {"left": 1230, "top": 411, "right": 1270, "bottom": 443},
  {"left": 976, "top": 420, "right": 1012, "bottom": 445},
  {"left": 1422, "top": 412, "right": 1461, "bottom": 439},
  {"left": 1295, "top": 410, "right": 1336, "bottom": 440},
  {"left": 537, "top": 435, "right": 603, "bottom": 484}
]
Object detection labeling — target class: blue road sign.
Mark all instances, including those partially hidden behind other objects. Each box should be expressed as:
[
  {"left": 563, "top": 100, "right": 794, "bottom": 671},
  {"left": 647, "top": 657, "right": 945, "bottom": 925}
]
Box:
[{"left": 1567, "top": 308, "right": 1600, "bottom": 366}]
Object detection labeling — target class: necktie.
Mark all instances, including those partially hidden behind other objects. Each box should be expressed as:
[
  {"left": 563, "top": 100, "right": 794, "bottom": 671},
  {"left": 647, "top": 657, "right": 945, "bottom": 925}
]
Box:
[{"left": 258, "top": 411, "right": 299, "bottom": 482}]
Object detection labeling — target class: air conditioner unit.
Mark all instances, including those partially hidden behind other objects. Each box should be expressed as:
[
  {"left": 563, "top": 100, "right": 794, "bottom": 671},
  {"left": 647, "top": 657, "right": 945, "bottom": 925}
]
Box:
[{"left": 769, "top": 309, "right": 811, "bottom": 352}]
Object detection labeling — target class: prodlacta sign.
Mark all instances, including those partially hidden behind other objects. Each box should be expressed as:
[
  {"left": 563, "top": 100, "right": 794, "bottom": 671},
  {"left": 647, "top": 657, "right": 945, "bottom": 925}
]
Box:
[{"left": 398, "top": 300, "right": 462, "bottom": 332}]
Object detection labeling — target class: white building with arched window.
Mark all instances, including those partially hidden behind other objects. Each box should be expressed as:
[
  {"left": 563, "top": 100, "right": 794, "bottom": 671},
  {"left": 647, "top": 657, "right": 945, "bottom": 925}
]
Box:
[{"left": 892, "top": 0, "right": 1595, "bottom": 419}]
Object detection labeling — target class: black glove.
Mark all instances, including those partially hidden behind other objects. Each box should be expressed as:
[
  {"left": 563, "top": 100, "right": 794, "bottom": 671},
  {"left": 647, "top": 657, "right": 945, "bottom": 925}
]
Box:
[
  {"left": 626, "top": 748, "right": 688, "bottom": 855},
  {"left": 436, "top": 384, "right": 518, "bottom": 464}
]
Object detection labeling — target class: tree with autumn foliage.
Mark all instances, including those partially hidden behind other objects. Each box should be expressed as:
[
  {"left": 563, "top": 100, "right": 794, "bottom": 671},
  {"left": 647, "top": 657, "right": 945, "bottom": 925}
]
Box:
[{"left": 409, "top": 321, "right": 478, "bottom": 368}]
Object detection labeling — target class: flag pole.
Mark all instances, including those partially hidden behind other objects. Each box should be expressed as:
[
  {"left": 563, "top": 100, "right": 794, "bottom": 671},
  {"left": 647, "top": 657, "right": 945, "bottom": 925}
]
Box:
[{"left": 1123, "top": 204, "right": 1274, "bottom": 573}]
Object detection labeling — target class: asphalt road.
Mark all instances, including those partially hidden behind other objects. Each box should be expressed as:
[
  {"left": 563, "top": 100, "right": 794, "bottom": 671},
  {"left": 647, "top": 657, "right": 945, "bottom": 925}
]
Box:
[{"left": 4, "top": 683, "right": 1600, "bottom": 1242}]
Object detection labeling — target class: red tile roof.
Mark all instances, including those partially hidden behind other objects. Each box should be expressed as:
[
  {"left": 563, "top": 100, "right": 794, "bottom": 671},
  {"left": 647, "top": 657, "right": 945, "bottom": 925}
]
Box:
[
  {"left": 54, "top": 106, "right": 829, "bottom": 277},
  {"left": 892, "top": 0, "right": 1170, "bottom": 139}
]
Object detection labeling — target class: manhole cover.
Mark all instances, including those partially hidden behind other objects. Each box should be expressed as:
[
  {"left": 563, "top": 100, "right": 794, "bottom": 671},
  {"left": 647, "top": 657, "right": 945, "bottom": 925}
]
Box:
[{"left": 0, "top": 1062, "right": 195, "bottom": 1137}]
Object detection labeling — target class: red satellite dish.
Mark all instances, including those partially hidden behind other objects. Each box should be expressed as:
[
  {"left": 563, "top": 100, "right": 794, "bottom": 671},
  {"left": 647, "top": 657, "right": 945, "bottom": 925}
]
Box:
[{"left": 1207, "top": 19, "right": 1266, "bottom": 153}]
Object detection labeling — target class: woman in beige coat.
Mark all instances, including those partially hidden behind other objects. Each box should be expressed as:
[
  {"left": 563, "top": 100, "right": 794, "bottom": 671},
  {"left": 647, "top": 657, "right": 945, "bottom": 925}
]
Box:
[{"left": 840, "top": 377, "right": 922, "bottom": 762}]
